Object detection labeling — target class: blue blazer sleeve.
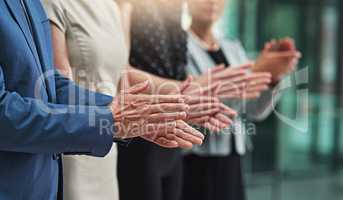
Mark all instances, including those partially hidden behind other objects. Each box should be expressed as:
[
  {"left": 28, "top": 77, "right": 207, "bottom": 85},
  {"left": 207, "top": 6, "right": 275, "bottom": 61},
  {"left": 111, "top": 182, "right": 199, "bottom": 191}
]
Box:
[
  {"left": 54, "top": 70, "right": 114, "bottom": 106},
  {"left": 0, "top": 65, "right": 114, "bottom": 157}
]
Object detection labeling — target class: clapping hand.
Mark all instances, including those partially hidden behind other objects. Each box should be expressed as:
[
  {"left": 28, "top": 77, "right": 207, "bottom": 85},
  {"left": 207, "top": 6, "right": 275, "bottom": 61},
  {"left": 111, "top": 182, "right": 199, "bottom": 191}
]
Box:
[
  {"left": 177, "top": 77, "right": 238, "bottom": 132},
  {"left": 253, "top": 38, "right": 302, "bottom": 83},
  {"left": 110, "top": 81, "right": 204, "bottom": 149},
  {"left": 194, "top": 63, "right": 272, "bottom": 100}
]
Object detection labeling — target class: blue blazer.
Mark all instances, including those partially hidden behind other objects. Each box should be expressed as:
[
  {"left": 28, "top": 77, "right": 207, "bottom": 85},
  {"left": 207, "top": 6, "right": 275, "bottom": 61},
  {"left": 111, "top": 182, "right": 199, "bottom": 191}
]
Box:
[{"left": 0, "top": 0, "right": 116, "bottom": 199}]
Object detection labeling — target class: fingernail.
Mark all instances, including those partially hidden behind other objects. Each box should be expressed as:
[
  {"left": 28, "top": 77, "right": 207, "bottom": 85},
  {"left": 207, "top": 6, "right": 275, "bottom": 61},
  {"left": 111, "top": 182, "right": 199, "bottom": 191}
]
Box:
[
  {"left": 180, "top": 112, "right": 187, "bottom": 118},
  {"left": 182, "top": 96, "right": 191, "bottom": 103},
  {"left": 184, "top": 105, "right": 190, "bottom": 111}
]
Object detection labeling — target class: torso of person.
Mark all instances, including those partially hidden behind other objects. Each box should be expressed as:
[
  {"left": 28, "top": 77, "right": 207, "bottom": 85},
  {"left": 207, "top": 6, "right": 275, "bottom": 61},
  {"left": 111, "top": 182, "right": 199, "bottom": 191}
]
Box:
[
  {"left": 119, "top": 0, "right": 186, "bottom": 172},
  {"left": 51, "top": 0, "right": 128, "bottom": 95},
  {"left": 43, "top": 0, "right": 128, "bottom": 200},
  {"left": 129, "top": 0, "right": 187, "bottom": 81}
]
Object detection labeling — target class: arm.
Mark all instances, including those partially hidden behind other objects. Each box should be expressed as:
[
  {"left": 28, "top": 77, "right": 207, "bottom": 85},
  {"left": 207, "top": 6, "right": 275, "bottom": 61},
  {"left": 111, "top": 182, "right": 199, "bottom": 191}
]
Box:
[
  {"left": 54, "top": 70, "right": 114, "bottom": 106},
  {"left": 50, "top": 23, "right": 73, "bottom": 79},
  {"left": 223, "top": 40, "right": 278, "bottom": 121},
  {"left": 236, "top": 39, "right": 299, "bottom": 121},
  {"left": 0, "top": 64, "right": 114, "bottom": 156},
  {"left": 117, "top": 0, "right": 133, "bottom": 48},
  {"left": 50, "top": 21, "right": 180, "bottom": 101},
  {"left": 125, "top": 66, "right": 182, "bottom": 94},
  {"left": 247, "top": 38, "right": 301, "bottom": 121},
  {"left": 50, "top": 23, "right": 115, "bottom": 106},
  {"left": 245, "top": 86, "right": 281, "bottom": 121}
]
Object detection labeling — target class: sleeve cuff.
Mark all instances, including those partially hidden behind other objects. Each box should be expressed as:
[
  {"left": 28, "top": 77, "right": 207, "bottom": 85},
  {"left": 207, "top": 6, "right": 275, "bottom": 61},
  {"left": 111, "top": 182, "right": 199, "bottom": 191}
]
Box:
[
  {"left": 113, "top": 138, "right": 131, "bottom": 147},
  {"left": 90, "top": 108, "right": 115, "bottom": 157}
]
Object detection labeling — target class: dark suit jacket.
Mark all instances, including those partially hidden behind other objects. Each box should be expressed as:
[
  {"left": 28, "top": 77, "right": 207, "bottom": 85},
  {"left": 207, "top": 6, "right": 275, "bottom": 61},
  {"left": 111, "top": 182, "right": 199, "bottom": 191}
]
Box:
[{"left": 0, "top": 0, "right": 116, "bottom": 199}]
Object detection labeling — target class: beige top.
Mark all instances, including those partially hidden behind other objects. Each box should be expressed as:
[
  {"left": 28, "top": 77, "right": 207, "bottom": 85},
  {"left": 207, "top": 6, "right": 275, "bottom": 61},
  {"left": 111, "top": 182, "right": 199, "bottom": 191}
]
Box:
[
  {"left": 42, "top": 1, "right": 128, "bottom": 200},
  {"left": 43, "top": 0, "right": 128, "bottom": 96}
]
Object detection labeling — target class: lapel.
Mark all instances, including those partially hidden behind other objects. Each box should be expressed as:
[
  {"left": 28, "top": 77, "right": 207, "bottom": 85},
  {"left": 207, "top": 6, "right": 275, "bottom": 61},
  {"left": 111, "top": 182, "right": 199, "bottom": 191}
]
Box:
[
  {"left": 219, "top": 40, "right": 239, "bottom": 67},
  {"left": 188, "top": 31, "right": 248, "bottom": 71},
  {"left": 25, "top": 0, "right": 49, "bottom": 73},
  {"left": 4, "top": 0, "right": 42, "bottom": 71},
  {"left": 187, "top": 32, "right": 216, "bottom": 75},
  {"left": 219, "top": 39, "right": 250, "bottom": 67},
  {"left": 25, "top": 0, "right": 54, "bottom": 100},
  {"left": 5, "top": 0, "right": 54, "bottom": 100}
]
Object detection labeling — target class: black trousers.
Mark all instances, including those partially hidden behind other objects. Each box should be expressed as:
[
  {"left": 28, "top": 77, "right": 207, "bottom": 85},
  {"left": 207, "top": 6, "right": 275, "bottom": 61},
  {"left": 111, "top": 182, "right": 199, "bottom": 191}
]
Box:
[
  {"left": 182, "top": 153, "right": 246, "bottom": 200},
  {"left": 117, "top": 138, "right": 183, "bottom": 200}
]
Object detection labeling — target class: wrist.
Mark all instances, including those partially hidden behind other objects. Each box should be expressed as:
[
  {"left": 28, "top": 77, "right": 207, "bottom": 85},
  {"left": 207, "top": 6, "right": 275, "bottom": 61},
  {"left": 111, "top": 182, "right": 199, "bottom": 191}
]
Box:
[
  {"left": 251, "top": 63, "right": 263, "bottom": 73},
  {"left": 270, "top": 77, "right": 281, "bottom": 86},
  {"left": 109, "top": 97, "right": 120, "bottom": 116},
  {"left": 108, "top": 98, "right": 120, "bottom": 139}
]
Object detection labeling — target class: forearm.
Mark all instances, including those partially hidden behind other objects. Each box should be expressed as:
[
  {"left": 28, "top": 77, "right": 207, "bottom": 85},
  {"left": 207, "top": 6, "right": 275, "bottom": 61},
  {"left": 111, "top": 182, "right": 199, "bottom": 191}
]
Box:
[
  {"left": 51, "top": 24, "right": 74, "bottom": 80},
  {"left": 245, "top": 85, "right": 281, "bottom": 121},
  {"left": 117, "top": 0, "right": 133, "bottom": 48},
  {"left": 126, "top": 66, "right": 182, "bottom": 94},
  {"left": 0, "top": 89, "right": 114, "bottom": 156}
]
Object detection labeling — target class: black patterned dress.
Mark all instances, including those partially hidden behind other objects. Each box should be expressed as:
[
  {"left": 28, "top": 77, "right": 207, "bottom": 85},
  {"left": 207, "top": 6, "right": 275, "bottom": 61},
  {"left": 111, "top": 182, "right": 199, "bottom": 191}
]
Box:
[{"left": 117, "top": 1, "right": 188, "bottom": 200}]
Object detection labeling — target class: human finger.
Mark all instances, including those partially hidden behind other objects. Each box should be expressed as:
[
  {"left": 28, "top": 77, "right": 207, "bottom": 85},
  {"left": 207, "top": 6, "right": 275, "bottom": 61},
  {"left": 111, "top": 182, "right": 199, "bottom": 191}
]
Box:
[
  {"left": 165, "top": 134, "right": 194, "bottom": 149},
  {"left": 123, "top": 121, "right": 178, "bottom": 139},
  {"left": 185, "top": 96, "right": 219, "bottom": 105},
  {"left": 235, "top": 63, "right": 253, "bottom": 71},
  {"left": 219, "top": 74, "right": 251, "bottom": 85},
  {"left": 146, "top": 103, "right": 190, "bottom": 114},
  {"left": 189, "top": 102, "right": 221, "bottom": 112},
  {"left": 218, "top": 82, "right": 246, "bottom": 94},
  {"left": 188, "top": 116, "right": 210, "bottom": 124},
  {"left": 146, "top": 112, "right": 188, "bottom": 122},
  {"left": 212, "top": 68, "right": 247, "bottom": 80},
  {"left": 209, "top": 64, "right": 226, "bottom": 74},
  {"left": 125, "top": 80, "right": 150, "bottom": 94},
  {"left": 218, "top": 93, "right": 242, "bottom": 100},
  {"left": 246, "top": 85, "right": 269, "bottom": 93},
  {"left": 122, "top": 80, "right": 150, "bottom": 94},
  {"left": 119, "top": 110, "right": 187, "bottom": 122},
  {"left": 266, "top": 51, "right": 301, "bottom": 59},
  {"left": 209, "top": 117, "right": 228, "bottom": 129},
  {"left": 176, "top": 120, "right": 205, "bottom": 141},
  {"left": 187, "top": 108, "right": 220, "bottom": 119},
  {"left": 203, "top": 122, "right": 221, "bottom": 132},
  {"left": 127, "top": 94, "right": 188, "bottom": 104},
  {"left": 179, "top": 75, "right": 194, "bottom": 94},
  {"left": 215, "top": 113, "right": 233, "bottom": 125},
  {"left": 198, "top": 82, "right": 221, "bottom": 96},
  {"left": 172, "top": 128, "right": 203, "bottom": 146},
  {"left": 219, "top": 104, "right": 237, "bottom": 118},
  {"left": 141, "top": 135, "right": 179, "bottom": 148},
  {"left": 246, "top": 78, "right": 271, "bottom": 87},
  {"left": 240, "top": 92, "right": 261, "bottom": 99},
  {"left": 279, "top": 38, "right": 296, "bottom": 51},
  {"left": 245, "top": 72, "right": 272, "bottom": 81}
]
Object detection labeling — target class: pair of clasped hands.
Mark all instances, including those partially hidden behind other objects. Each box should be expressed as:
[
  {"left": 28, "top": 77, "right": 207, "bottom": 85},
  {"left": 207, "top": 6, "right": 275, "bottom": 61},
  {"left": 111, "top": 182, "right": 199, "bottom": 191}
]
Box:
[{"left": 110, "top": 38, "right": 301, "bottom": 149}]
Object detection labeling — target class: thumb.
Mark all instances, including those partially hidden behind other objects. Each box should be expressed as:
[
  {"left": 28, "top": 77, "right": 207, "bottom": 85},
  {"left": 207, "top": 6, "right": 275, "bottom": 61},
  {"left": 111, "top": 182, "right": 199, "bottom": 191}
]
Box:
[
  {"left": 213, "top": 82, "right": 221, "bottom": 96},
  {"left": 237, "top": 63, "right": 253, "bottom": 70},
  {"left": 126, "top": 80, "right": 150, "bottom": 94},
  {"left": 203, "top": 82, "right": 221, "bottom": 96},
  {"left": 209, "top": 64, "right": 225, "bottom": 74},
  {"left": 180, "top": 75, "right": 193, "bottom": 94}
]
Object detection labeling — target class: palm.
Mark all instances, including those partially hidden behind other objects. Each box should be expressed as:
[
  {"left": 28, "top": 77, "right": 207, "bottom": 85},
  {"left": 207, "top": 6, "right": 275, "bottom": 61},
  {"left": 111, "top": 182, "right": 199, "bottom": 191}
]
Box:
[
  {"left": 179, "top": 76, "right": 237, "bottom": 132},
  {"left": 112, "top": 81, "right": 205, "bottom": 149}
]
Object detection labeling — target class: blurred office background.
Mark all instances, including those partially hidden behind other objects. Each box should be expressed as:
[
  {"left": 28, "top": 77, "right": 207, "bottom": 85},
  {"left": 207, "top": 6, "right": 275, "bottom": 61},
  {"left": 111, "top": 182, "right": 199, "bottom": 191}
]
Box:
[{"left": 212, "top": 0, "right": 343, "bottom": 199}]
